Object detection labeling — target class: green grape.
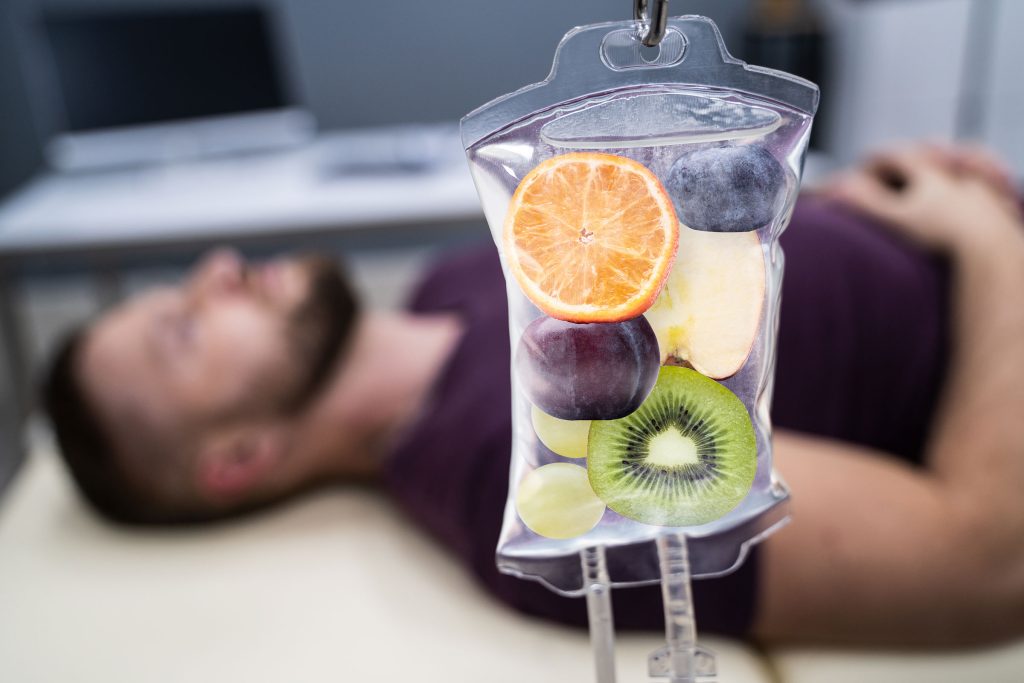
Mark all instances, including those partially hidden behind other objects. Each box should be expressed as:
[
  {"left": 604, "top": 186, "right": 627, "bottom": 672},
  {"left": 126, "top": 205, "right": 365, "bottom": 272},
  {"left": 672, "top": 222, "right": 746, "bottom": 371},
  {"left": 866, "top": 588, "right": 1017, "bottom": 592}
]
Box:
[
  {"left": 531, "top": 404, "right": 591, "bottom": 459},
  {"left": 515, "top": 463, "right": 605, "bottom": 539}
]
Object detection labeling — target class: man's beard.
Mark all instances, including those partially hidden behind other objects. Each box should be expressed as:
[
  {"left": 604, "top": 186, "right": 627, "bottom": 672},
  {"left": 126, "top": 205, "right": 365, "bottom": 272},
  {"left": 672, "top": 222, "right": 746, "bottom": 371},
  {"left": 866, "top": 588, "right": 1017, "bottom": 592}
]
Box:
[{"left": 283, "top": 256, "right": 359, "bottom": 413}]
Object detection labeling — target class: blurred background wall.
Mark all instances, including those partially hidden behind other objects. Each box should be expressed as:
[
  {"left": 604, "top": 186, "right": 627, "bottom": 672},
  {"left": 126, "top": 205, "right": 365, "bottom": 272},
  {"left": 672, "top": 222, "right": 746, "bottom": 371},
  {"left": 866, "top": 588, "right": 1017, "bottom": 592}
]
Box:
[
  {"left": 0, "top": 0, "right": 753, "bottom": 198},
  {"left": 4, "top": 0, "right": 1022, "bottom": 199},
  {"left": 817, "top": 0, "right": 1024, "bottom": 174}
]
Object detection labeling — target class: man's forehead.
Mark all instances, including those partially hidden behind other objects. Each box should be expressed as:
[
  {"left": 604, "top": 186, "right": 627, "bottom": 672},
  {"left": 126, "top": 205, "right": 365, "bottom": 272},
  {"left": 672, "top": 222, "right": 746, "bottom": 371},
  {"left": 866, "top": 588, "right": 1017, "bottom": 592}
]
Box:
[
  {"left": 80, "top": 293, "right": 179, "bottom": 443},
  {"left": 80, "top": 298, "right": 198, "bottom": 494}
]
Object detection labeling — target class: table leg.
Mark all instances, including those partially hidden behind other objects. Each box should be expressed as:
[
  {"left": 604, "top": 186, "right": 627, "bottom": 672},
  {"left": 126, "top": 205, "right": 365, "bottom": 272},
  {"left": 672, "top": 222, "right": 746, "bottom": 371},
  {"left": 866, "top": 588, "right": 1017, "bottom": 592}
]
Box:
[
  {"left": 0, "top": 260, "right": 28, "bottom": 420},
  {"left": 0, "top": 260, "right": 28, "bottom": 493}
]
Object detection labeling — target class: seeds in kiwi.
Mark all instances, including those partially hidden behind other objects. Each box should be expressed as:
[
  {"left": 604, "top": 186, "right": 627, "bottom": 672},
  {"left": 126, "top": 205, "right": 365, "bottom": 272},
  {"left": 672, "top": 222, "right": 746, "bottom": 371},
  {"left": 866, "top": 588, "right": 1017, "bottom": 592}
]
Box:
[{"left": 587, "top": 366, "right": 756, "bottom": 527}]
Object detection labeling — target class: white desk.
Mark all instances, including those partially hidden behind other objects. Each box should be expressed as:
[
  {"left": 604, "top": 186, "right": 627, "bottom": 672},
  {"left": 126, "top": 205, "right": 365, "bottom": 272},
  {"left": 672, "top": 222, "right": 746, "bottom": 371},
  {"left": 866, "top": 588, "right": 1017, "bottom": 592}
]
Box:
[
  {"left": 0, "top": 124, "right": 482, "bottom": 255},
  {"left": 0, "top": 123, "right": 485, "bottom": 430}
]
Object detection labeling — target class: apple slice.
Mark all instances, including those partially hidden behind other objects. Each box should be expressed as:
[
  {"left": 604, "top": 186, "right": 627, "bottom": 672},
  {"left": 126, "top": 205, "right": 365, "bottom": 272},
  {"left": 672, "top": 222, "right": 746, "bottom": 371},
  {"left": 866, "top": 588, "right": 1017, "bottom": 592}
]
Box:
[{"left": 644, "top": 224, "right": 765, "bottom": 379}]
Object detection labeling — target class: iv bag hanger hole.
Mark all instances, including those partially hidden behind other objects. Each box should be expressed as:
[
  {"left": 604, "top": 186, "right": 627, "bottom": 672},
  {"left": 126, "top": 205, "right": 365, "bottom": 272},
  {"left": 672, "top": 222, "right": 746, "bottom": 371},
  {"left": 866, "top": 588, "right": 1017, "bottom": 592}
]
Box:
[
  {"left": 601, "top": 28, "right": 685, "bottom": 71},
  {"left": 639, "top": 42, "right": 661, "bottom": 64},
  {"left": 598, "top": 0, "right": 678, "bottom": 70}
]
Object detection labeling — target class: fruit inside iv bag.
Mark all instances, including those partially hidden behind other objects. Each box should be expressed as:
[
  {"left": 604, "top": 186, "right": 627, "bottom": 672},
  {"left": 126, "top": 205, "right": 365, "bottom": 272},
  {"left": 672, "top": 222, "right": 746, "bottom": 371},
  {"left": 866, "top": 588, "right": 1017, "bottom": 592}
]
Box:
[
  {"left": 516, "top": 316, "right": 660, "bottom": 421},
  {"left": 515, "top": 463, "right": 606, "bottom": 539},
  {"left": 497, "top": 149, "right": 768, "bottom": 537},
  {"left": 644, "top": 225, "right": 766, "bottom": 379},
  {"left": 468, "top": 87, "right": 810, "bottom": 543},
  {"left": 588, "top": 366, "right": 757, "bottom": 527},
  {"left": 502, "top": 153, "right": 679, "bottom": 324},
  {"left": 666, "top": 145, "right": 787, "bottom": 233}
]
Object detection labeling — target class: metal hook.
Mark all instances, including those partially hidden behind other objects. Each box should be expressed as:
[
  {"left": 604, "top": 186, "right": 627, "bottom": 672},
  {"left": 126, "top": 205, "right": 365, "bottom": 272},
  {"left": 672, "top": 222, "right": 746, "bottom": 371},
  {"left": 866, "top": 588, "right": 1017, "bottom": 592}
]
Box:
[{"left": 634, "top": 0, "right": 669, "bottom": 47}]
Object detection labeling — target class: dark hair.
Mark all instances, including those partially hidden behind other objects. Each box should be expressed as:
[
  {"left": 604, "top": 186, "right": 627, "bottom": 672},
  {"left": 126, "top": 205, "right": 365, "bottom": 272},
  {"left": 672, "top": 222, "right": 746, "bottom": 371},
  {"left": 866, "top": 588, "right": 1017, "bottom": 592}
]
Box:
[{"left": 42, "top": 328, "right": 173, "bottom": 525}]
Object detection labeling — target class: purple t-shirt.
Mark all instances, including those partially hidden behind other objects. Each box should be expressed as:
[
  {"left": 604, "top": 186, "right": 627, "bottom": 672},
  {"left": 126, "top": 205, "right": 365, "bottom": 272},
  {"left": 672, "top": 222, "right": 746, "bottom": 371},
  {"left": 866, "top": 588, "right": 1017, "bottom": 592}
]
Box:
[{"left": 384, "top": 197, "right": 949, "bottom": 636}]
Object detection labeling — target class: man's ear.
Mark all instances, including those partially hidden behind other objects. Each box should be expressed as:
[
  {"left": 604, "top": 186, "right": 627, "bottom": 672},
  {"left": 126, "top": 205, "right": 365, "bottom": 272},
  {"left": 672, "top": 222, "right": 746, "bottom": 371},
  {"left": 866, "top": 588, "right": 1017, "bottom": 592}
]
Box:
[{"left": 195, "top": 424, "right": 290, "bottom": 503}]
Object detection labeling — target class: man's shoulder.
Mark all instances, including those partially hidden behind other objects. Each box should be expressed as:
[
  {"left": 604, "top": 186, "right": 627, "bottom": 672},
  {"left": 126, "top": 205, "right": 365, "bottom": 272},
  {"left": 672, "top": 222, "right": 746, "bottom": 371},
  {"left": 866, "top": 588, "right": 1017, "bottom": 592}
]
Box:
[{"left": 408, "top": 242, "right": 505, "bottom": 315}]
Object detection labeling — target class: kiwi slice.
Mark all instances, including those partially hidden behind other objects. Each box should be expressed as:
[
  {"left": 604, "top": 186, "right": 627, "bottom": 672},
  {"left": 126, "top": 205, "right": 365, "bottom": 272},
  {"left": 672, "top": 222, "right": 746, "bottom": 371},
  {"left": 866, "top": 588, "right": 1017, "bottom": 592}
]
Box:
[{"left": 588, "top": 366, "right": 757, "bottom": 527}]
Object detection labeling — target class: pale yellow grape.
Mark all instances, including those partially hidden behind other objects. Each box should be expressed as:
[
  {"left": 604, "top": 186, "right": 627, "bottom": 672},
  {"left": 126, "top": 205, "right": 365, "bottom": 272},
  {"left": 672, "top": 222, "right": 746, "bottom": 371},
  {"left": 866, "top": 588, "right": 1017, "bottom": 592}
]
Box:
[
  {"left": 516, "top": 463, "right": 606, "bottom": 539},
  {"left": 531, "top": 404, "right": 590, "bottom": 459}
]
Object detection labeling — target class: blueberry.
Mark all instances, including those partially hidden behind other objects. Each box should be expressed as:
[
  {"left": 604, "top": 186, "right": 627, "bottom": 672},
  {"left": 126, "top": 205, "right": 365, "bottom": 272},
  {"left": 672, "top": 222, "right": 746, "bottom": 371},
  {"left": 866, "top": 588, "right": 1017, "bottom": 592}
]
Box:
[{"left": 665, "top": 145, "right": 787, "bottom": 233}]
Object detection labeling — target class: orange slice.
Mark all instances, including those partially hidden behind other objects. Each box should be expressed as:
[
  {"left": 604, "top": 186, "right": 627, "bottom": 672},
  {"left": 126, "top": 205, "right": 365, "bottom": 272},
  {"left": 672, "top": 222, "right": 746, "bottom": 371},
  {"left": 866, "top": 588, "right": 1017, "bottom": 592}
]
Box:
[{"left": 503, "top": 152, "right": 678, "bottom": 323}]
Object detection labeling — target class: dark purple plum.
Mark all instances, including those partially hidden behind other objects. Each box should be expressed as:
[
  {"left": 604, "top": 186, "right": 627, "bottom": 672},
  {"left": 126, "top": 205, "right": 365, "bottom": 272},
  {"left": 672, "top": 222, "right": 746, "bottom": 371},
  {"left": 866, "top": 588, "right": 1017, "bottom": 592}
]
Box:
[
  {"left": 665, "top": 145, "right": 787, "bottom": 233},
  {"left": 516, "top": 316, "right": 660, "bottom": 421}
]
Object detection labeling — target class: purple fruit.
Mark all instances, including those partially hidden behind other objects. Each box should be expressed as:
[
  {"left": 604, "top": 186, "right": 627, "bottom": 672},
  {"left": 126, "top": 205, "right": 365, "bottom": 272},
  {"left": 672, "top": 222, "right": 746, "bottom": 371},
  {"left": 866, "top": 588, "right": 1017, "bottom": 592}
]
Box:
[
  {"left": 666, "top": 145, "right": 787, "bottom": 233},
  {"left": 516, "top": 316, "right": 660, "bottom": 420}
]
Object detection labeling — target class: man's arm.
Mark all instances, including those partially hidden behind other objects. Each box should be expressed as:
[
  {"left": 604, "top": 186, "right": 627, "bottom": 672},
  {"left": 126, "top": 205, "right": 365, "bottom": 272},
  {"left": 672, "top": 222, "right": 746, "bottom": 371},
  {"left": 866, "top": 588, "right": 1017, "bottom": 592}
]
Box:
[{"left": 754, "top": 146, "right": 1024, "bottom": 646}]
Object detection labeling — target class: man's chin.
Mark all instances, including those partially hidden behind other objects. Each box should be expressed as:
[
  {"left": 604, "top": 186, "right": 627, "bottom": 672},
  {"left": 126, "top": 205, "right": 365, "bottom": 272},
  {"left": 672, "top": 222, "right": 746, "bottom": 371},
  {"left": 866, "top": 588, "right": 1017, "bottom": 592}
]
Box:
[{"left": 286, "top": 255, "right": 360, "bottom": 411}]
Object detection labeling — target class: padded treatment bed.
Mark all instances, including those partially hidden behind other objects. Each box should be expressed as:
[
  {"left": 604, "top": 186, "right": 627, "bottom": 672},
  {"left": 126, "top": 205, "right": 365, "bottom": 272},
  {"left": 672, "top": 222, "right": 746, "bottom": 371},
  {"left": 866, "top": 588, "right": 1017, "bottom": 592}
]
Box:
[
  {"left": 2, "top": 440, "right": 1023, "bottom": 682},
  {"left": 0, "top": 442, "right": 771, "bottom": 683}
]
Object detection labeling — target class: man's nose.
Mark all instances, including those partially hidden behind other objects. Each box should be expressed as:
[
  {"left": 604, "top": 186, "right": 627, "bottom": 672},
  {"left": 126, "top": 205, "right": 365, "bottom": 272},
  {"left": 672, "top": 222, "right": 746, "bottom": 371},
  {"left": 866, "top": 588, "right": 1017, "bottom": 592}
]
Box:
[{"left": 188, "top": 248, "right": 246, "bottom": 300}]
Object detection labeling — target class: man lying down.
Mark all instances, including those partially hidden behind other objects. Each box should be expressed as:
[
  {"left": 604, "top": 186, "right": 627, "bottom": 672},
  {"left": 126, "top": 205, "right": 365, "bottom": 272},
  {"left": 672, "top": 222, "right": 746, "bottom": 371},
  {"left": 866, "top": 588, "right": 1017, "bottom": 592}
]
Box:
[{"left": 43, "top": 145, "right": 1024, "bottom": 647}]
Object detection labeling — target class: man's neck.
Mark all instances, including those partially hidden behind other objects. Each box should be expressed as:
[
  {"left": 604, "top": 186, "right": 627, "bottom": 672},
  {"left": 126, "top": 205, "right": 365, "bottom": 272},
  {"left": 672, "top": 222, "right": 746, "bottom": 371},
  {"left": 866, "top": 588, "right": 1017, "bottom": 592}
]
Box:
[{"left": 293, "top": 310, "right": 464, "bottom": 483}]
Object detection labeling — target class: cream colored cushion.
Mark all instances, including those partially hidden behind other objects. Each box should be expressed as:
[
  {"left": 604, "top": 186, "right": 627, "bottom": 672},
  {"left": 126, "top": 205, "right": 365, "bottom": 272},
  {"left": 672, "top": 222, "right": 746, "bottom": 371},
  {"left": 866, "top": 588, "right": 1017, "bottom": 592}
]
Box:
[
  {"left": 0, "top": 448, "right": 772, "bottom": 683},
  {"left": 12, "top": 444, "right": 1023, "bottom": 683},
  {"left": 769, "top": 643, "right": 1024, "bottom": 683}
]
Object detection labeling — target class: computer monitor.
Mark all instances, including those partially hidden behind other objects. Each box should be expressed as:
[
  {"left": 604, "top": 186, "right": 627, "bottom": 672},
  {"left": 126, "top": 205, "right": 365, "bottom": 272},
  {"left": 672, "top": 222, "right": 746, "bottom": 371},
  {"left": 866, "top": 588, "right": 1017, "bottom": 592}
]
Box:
[{"left": 35, "top": 5, "right": 314, "bottom": 170}]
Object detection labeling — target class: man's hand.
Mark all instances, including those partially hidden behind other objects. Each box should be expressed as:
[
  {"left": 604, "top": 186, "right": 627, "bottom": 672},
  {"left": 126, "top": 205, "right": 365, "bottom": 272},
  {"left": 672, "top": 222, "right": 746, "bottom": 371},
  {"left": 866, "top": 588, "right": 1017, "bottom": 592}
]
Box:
[{"left": 821, "top": 143, "right": 1022, "bottom": 257}]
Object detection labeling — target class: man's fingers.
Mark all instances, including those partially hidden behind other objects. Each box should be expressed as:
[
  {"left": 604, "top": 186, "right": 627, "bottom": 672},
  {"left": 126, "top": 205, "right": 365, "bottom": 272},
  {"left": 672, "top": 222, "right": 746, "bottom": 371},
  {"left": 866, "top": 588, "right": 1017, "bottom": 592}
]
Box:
[
  {"left": 912, "top": 141, "right": 1017, "bottom": 200},
  {"left": 821, "top": 169, "right": 903, "bottom": 223},
  {"left": 864, "top": 145, "right": 945, "bottom": 187},
  {"left": 952, "top": 145, "right": 1017, "bottom": 199}
]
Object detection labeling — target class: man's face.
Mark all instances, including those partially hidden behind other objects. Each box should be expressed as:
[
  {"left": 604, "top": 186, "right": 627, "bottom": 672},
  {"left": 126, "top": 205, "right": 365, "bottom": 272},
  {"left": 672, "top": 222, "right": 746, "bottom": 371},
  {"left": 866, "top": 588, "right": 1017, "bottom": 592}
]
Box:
[{"left": 78, "top": 249, "right": 356, "bottom": 485}]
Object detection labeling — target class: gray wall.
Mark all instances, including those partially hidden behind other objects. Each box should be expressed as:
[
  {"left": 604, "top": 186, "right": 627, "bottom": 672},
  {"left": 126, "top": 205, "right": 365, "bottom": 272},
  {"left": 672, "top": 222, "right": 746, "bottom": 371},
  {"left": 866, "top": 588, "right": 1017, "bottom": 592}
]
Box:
[
  {"left": 0, "top": 0, "right": 751, "bottom": 197},
  {"left": 0, "top": 1, "right": 45, "bottom": 199}
]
